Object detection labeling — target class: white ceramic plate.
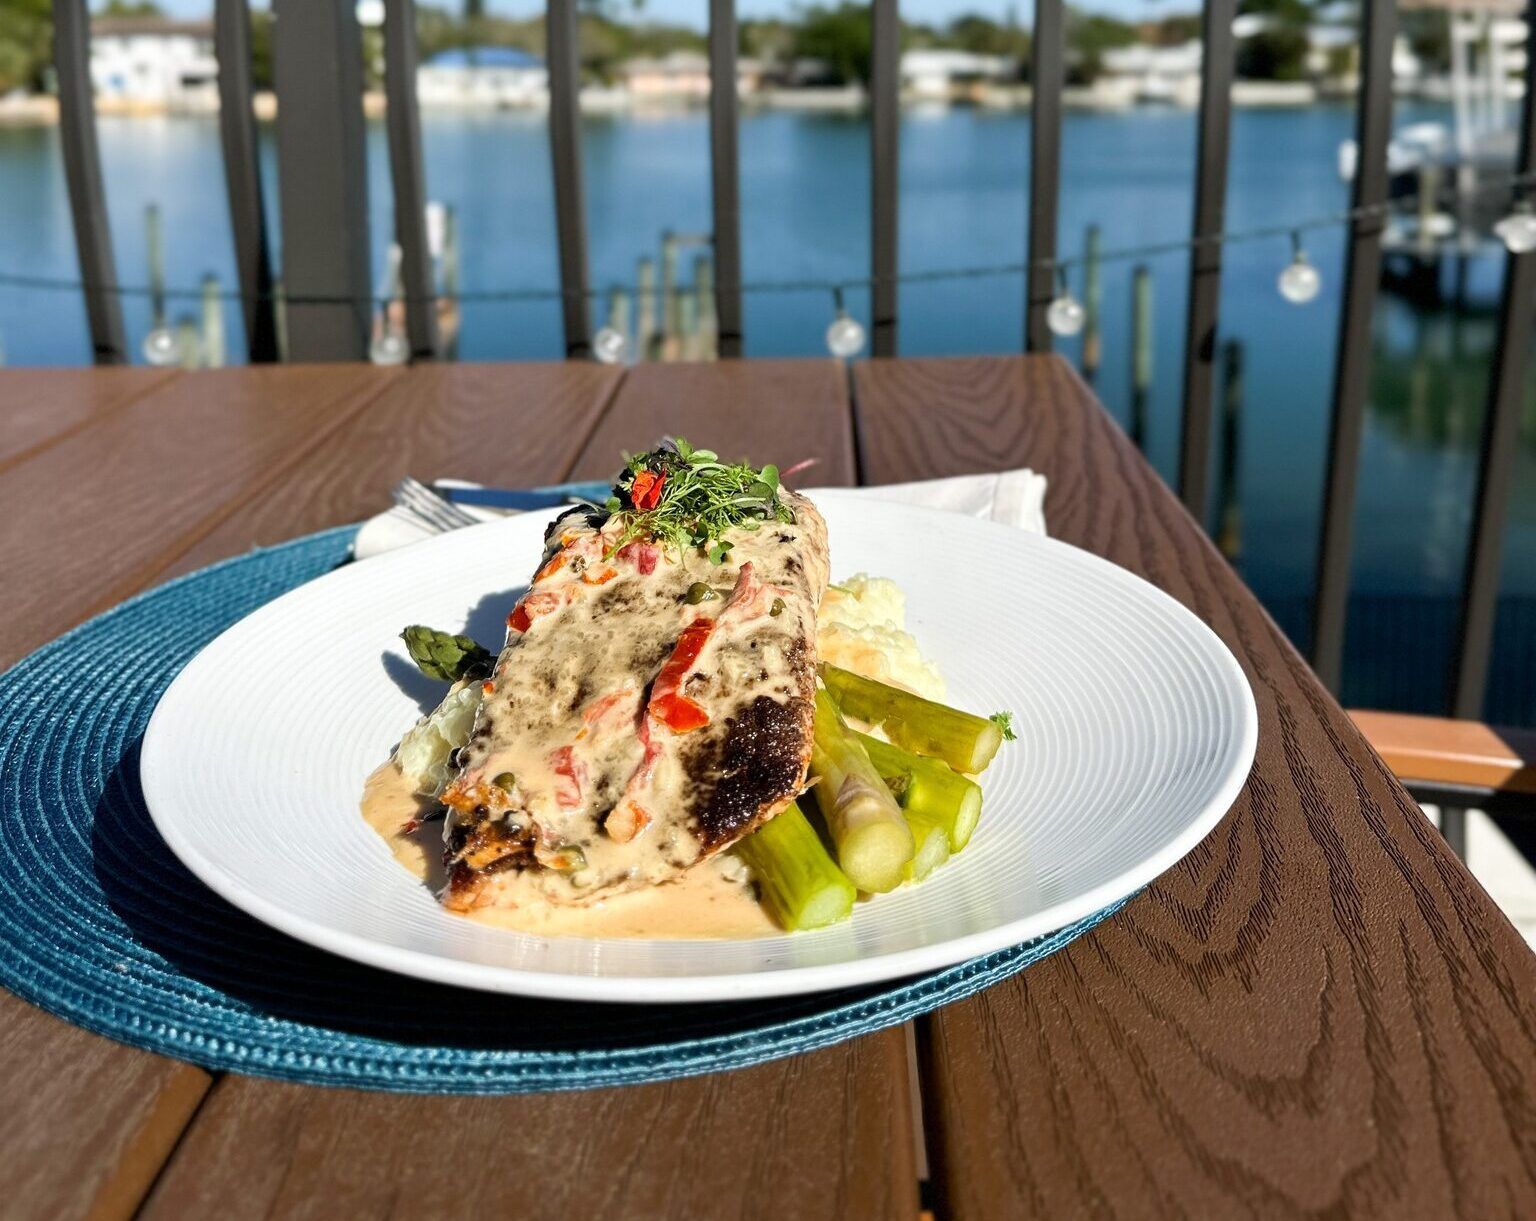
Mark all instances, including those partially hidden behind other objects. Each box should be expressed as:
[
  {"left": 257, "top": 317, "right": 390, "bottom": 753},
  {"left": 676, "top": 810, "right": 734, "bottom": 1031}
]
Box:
[{"left": 141, "top": 491, "right": 1256, "bottom": 1004}]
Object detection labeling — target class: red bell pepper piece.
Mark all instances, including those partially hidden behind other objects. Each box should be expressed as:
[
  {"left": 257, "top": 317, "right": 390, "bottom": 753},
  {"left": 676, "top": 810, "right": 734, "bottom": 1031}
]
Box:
[
  {"left": 630, "top": 468, "right": 665, "bottom": 511},
  {"left": 645, "top": 618, "right": 714, "bottom": 733}
]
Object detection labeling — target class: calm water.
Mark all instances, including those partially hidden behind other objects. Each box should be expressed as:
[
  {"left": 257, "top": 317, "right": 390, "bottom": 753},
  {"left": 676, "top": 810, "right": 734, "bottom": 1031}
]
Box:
[{"left": 2, "top": 105, "right": 1534, "bottom": 716}]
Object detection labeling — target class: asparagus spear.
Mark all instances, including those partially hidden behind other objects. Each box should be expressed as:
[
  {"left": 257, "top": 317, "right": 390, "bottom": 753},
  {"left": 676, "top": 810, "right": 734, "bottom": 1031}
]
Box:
[
  {"left": 734, "top": 801, "right": 856, "bottom": 930},
  {"left": 858, "top": 731, "right": 983, "bottom": 853},
  {"left": 811, "top": 687, "right": 915, "bottom": 893},
  {"left": 821, "top": 663, "right": 1005, "bottom": 774},
  {"left": 401, "top": 625, "right": 494, "bottom": 683},
  {"left": 902, "top": 804, "right": 951, "bottom": 883}
]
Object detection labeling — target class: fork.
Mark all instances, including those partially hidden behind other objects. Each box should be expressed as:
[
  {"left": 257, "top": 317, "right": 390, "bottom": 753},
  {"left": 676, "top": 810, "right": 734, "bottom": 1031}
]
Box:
[{"left": 391, "top": 477, "right": 481, "bottom": 533}]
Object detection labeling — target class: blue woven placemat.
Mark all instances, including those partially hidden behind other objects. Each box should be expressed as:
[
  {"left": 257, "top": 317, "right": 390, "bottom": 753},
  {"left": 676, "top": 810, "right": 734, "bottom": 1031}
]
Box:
[{"left": 0, "top": 526, "right": 1128, "bottom": 1094}]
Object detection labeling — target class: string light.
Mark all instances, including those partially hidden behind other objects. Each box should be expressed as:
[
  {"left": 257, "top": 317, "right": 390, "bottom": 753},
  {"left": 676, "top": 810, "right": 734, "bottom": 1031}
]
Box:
[
  {"left": 825, "top": 287, "right": 866, "bottom": 358},
  {"left": 1278, "top": 231, "right": 1322, "bottom": 305},
  {"left": 1045, "top": 267, "right": 1086, "bottom": 336},
  {"left": 1494, "top": 200, "right": 1536, "bottom": 254},
  {"left": 592, "top": 324, "right": 629, "bottom": 364},
  {"left": 369, "top": 329, "right": 409, "bottom": 365},
  {"left": 12, "top": 170, "right": 1536, "bottom": 312},
  {"left": 141, "top": 325, "right": 179, "bottom": 366}
]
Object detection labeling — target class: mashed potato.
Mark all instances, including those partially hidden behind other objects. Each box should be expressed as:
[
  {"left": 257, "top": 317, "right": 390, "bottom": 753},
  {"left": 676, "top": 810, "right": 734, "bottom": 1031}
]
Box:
[
  {"left": 395, "top": 681, "right": 484, "bottom": 795},
  {"left": 816, "top": 573, "right": 944, "bottom": 700}
]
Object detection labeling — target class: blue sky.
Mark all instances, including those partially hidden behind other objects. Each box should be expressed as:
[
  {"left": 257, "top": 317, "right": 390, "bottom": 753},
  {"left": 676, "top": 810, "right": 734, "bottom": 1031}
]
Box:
[{"left": 145, "top": 0, "right": 1200, "bottom": 33}]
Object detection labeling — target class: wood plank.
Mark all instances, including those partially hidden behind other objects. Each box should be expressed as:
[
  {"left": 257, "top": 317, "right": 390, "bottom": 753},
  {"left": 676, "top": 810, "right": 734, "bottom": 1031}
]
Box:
[
  {"left": 144, "top": 1035, "right": 916, "bottom": 1221},
  {"left": 0, "top": 365, "right": 398, "bottom": 669},
  {"left": 569, "top": 359, "right": 857, "bottom": 486},
  {"left": 1351, "top": 710, "right": 1536, "bottom": 796},
  {"left": 0, "top": 367, "right": 176, "bottom": 471},
  {"left": 156, "top": 362, "right": 624, "bottom": 580},
  {"left": 0, "top": 366, "right": 405, "bottom": 1220},
  {"left": 854, "top": 356, "right": 1536, "bottom": 1217},
  {"left": 0, "top": 365, "right": 615, "bottom": 1220},
  {"left": 140, "top": 360, "right": 913, "bottom": 1219},
  {"left": 0, "top": 993, "right": 209, "bottom": 1221}
]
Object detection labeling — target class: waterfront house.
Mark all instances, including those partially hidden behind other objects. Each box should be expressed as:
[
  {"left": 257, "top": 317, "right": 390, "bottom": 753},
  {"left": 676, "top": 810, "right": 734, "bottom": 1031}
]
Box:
[
  {"left": 899, "top": 50, "right": 1017, "bottom": 102},
  {"left": 88, "top": 17, "right": 218, "bottom": 113},
  {"left": 1098, "top": 41, "right": 1203, "bottom": 106},
  {"left": 416, "top": 47, "right": 548, "bottom": 109},
  {"left": 620, "top": 52, "right": 712, "bottom": 104}
]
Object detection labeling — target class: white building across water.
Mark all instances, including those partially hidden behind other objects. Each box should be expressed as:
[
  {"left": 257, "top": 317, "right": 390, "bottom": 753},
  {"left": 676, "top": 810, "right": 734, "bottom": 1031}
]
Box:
[
  {"left": 89, "top": 17, "right": 218, "bottom": 112},
  {"left": 417, "top": 48, "right": 549, "bottom": 109}
]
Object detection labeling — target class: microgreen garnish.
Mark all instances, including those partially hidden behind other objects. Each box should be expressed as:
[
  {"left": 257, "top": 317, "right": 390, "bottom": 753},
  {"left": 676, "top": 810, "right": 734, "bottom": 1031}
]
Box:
[
  {"left": 604, "top": 438, "right": 793, "bottom": 562},
  {"left": 988, "top": 711, "right": 1018, "bottom": 741}
]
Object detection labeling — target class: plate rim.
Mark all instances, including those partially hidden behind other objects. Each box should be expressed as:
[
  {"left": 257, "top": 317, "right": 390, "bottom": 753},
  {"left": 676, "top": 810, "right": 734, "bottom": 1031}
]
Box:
[{"left": 141, "top": 491, "right": 1258, "bottom": 1004}]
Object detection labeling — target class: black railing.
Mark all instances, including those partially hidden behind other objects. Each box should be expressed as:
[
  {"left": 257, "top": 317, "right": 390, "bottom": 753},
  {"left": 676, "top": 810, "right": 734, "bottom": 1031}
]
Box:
[
  {"left": 384, "top": 0, "right": 440, "bottom": 360},
  {"left": 39, "top": 0, "right": 1536, "bottom": 732},
  {"left": 1311, "top": 0, "right": 1399, "bottom": 693},
  {"left": 1023, "top": 0, "right": 1062, "bottom": 353},
  {"left": 214, "top": 0, "right": 277, "bottom": 363},
  {"left": 547, "top": 0, "right": 591, "bottom": 359},
  {"left": 707, "top": 0, "right": 743, "bottom": 358},
  {"left": 1176, "top": 0, "right": 1235, "bottom": 522},
  {"left": 270, "top": 0, "right": 372, "bottom": 361}
]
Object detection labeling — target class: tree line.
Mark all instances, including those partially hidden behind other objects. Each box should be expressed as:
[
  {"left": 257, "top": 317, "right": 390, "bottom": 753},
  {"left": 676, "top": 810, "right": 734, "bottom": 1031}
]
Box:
[{"left": 0, "top": 0, "right": 1459, "bottom": 97}]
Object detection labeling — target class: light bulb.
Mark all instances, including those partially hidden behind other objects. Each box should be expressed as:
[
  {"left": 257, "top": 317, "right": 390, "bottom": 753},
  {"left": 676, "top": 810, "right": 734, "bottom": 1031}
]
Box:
[
  {"left": 369, "top": 330, "right": 409, "bottom": 365},
  {"left": 142, "top": 326, "right": 178, "bottom": 366},
  {"left": 1278, "top": 253, "right": 1321, "bottom": 304},
  {"left": 1046, "top": 292, "right": 1086, "bottom": 337},
  {"left": 1494, "top": 205, "right": 1536, "bottom": 254},
  {"left": 825, "top": 312, "right": 866, "bottom": 359},
  {"left": 593, "top": 325, "right": 629, "bottom": 364}
]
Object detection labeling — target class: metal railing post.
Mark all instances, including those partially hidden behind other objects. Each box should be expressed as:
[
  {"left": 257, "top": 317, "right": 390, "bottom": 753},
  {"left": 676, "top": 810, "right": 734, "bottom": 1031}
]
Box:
[
  {"left": 1309, "top": 0, "right": 1398, "bottom": 690},
  {"left": 1449, "top": 13, "right": 1536, "bottom": 720},
  {"left": 547, "top": 0, "right": 592, "bottom": 359},
  {"left": 870, "top": 0, "right": 899, "bottom": 357},
  {"left": 1178, "top": 0, "right": 1236, "bottom": 523},
  {"left": 384, "top": 0, "right": 441, "bottom": 360},
  {"left": 708, "top": 0, "right": 743, "bottom": 357},
  {"left": 271, "top": 0, "right": 373, "bottom": 361},
  {"left": 1025, "top": 0, "right": 1063, "bottom": 352},
  {"left": 214, "top": 0, "right": 278, "bottom": 362},
  {"left": 52, "top": 0, "right": 127, "bottom": 365}
]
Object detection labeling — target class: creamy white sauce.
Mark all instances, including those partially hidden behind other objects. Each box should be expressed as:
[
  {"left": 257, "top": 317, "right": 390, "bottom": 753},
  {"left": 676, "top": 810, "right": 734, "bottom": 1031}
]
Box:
[{"left": 361, "top": 761, "right": 778, "bottom": 939}]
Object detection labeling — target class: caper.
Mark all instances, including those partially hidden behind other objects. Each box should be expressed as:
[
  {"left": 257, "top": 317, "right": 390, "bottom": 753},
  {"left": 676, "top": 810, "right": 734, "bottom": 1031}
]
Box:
[
  {"left": 770, "top": 597, "right": 786, "bottom": 617},
  {"left": 686, "top": 581, "right": 720, "bottom": 604},
  {"left": 492, "top": 771, "right": 517, "bottom": 791},
  {"left": 550, "top": 845, "right": 587, "bottom": 872}
]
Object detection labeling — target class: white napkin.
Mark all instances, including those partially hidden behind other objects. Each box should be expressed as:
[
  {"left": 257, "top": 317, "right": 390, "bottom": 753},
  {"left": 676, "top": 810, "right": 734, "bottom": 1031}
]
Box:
[
  {"left": 857, "top": 469, "right": 1049, "bottom": 536},
  {"left": 355, "top": 468, "right": 1048, "bottom": 560}
]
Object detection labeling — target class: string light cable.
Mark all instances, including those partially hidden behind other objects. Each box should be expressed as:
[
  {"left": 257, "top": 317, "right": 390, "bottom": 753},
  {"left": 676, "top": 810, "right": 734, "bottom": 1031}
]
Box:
[{"left": 2, "top": 167, "right": 1533, "bottom": 362}]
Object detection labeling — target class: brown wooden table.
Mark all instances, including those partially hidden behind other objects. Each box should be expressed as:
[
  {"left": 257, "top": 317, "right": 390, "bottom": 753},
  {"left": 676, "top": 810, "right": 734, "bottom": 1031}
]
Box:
[{"left": 1, "top": 356, "right": 1533, "bottom": 1219}]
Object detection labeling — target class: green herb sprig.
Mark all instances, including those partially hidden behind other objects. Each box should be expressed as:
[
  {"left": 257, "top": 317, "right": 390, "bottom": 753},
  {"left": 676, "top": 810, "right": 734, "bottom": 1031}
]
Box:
[
  {"left": 605, "top": 438, "right": 793, "bottom": 561},
  {"left": 988, "top": 711, "right": 1018, "bottom": 742}
]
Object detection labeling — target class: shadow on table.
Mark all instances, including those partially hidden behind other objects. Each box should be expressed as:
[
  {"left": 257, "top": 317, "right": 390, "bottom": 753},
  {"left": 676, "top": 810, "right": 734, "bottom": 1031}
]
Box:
[{"left": 91, "top": 736, "right": 894, "bottom": 1057}]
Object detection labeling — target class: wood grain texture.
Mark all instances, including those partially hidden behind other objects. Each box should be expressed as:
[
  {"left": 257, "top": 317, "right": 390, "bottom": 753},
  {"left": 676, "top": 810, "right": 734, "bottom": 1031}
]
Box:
[
  {"left": 143, "top": 1035, "right": 917, "bottom": 1221},
  {"left": 0, "top": 367, "right": 177, "bottom": 470},
  {"left": 0, "top": 365, "right": 396, "bottom": 1220},
  {"left": 155, "top": 361, "right": 623, "bottom": 581},
  {"left": 0, "top": 993, "right": 209, "bottom": 1221},
  {"left": 0, "top": 365, "right": 398, "bottom": 670},
  {"left": 569, "top": 359, "right": 858, "bottom": 486},
  {"left": 854, "top": 356, "right": 1536, "bottom": 1218}
]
